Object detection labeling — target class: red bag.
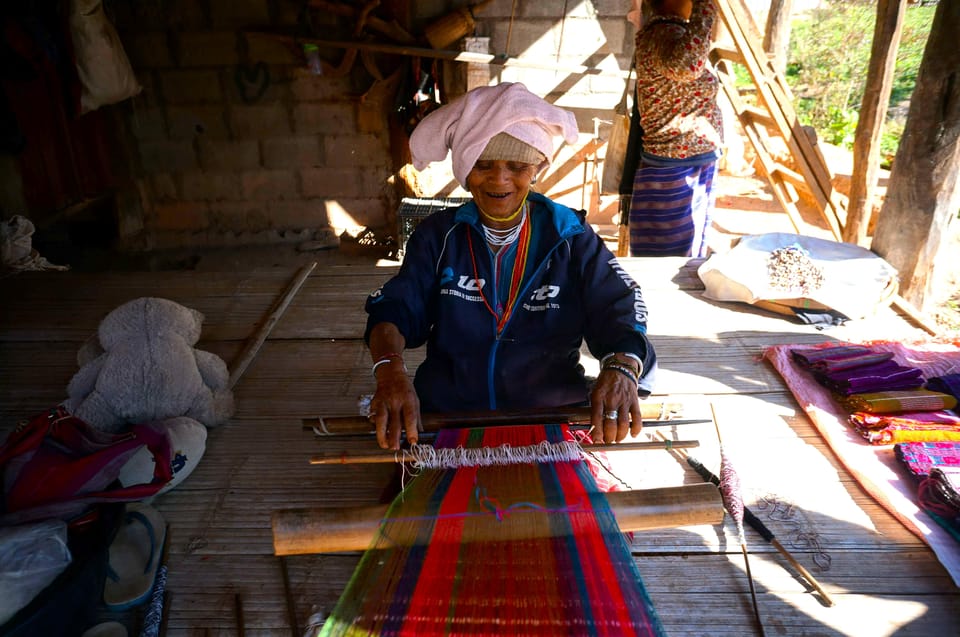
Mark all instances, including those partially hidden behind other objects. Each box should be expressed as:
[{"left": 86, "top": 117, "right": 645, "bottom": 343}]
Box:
[{"left": 0, "top": 406, "right": 172, "bottom": 525}]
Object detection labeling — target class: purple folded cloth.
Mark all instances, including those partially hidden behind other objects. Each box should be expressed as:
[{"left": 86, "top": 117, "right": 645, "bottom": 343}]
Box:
[
  {"left": 815, "top": 359, "right": 925, "bottom": 395},
  {"left": 790, "top": 345, "right": 895, "bottom": 372},
  {"left": 927, "top": 374, "right": 960, "bottom": 403}
]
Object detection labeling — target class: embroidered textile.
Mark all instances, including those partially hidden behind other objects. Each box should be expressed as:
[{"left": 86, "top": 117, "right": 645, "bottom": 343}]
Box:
[{"left": 894, "top": 442, "right": 960, "bottom": 480}]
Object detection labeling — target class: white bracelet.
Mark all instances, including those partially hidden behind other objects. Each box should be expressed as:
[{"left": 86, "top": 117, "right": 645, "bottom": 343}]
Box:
[{"left": 372, "top": 357, "right": 407, "bottom": 376}]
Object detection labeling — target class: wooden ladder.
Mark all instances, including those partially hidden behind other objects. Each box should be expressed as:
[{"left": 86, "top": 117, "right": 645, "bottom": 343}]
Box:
[{"left": 712, "top": 0, "right": 847, "bottom": 240}]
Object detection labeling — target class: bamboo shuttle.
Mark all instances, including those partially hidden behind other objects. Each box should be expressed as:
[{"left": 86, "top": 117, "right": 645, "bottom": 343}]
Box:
[
  {"left": 309, "top": 439, "right": 699, "bottom": 465},
  {"left": 272, "top": 483, "right": 723, "bottom": 554}
]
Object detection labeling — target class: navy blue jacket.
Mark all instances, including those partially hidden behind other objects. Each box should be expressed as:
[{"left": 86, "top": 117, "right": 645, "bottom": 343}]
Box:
[{"left": 365, "top": 192, "right": 656, "bottom": 412}]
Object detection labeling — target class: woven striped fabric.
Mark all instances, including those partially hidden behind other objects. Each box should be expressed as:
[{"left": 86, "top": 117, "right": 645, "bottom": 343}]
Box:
[
  {"left": 629, "top": 162, "right": 715, "bottom": 257},
  {"left": 320, "top": 424, "right": 665, "bottom": 636},
  {"left": 849, "top": 411, "right": 960, "bottom": 445}
]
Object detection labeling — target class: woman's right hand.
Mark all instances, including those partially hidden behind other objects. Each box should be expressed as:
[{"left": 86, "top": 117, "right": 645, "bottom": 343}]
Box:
[{"left": 371, "top": 361, "right": 422, "bottom": 450}]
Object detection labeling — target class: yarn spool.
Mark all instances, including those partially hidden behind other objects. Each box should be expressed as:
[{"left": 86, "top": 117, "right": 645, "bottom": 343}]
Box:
[{"left": 424, "top": 0, "right": 493, "bottom": 50}]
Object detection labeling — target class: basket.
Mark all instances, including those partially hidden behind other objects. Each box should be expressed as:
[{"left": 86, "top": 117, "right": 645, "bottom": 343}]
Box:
[{"left": 397, "top": 197, "right": 471, "bottom": 257}]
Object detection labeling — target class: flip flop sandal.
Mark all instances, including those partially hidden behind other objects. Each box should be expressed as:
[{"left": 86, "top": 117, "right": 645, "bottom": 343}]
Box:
[
  {"left": 81, "top": 621, "right": 128, "bottom": 637},
  {"left": 103, "top": 503, "right": 167, "bottom": 610}
]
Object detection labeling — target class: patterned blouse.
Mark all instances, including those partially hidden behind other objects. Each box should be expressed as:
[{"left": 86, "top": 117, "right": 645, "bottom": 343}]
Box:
[{"left": 634, "top": 0, "right": 723, "bottom": 161}]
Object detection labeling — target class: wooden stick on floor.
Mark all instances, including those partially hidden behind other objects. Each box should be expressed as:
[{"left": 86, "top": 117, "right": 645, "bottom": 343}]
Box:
[
  {"left": 228, "top": 261, "right": 317, "bottom": 389},
  {"left": 654, "top": 429, "right": 836, "bottom": 607}
]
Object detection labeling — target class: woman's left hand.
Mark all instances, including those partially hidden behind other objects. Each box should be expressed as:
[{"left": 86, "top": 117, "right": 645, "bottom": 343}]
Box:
[{"left": 589, "top": 366, "right": 642, "bottom": 443}]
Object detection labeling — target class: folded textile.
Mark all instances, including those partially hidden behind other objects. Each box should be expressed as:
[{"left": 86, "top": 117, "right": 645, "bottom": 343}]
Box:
[
  {"left": 894, "top": 441, "right": 960, "bottom": 479},
  {"left": 918, "top": 468, "right": 960, "bottom": 538},
  {"left": 791, "top": 345, "right": 894, "bottom": 372},
  {"left": 927, "top": 374, "right": 960, "bottom": 403},
  {"left": 841, "top": 389, "right": 958, "bottom": 414},
  {"left": 850, "top": 411, "right": 960, "bottom": 445},
  {"left": 816, "top": 360, "right": 924, "bottom": 395}
]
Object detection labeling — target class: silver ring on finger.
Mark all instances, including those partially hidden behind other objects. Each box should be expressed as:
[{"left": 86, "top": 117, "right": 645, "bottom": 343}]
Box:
[{"left": 603, "top": 410, "right": 619, "bottom": 420}]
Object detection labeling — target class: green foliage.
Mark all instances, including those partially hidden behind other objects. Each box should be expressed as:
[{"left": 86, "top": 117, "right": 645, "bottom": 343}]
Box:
[{"left": 785, "top": 2, "right": 936, "bottom": 152}]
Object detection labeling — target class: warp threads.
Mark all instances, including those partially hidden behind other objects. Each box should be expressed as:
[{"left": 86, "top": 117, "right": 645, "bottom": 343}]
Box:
[{"left": 399, "top": 439, "right": 583, "bottom": 470}]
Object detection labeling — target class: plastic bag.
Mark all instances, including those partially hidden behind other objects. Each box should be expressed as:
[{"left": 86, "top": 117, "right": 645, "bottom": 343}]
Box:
[
  {"left": 70, "top": 0, "right": 142, "bottom": 113},
  {"left": 0, "top": 520, "right": 72, "bottom": 625},
  {"left": 697, "top": 233, "right": 898, "bottom": 321}
]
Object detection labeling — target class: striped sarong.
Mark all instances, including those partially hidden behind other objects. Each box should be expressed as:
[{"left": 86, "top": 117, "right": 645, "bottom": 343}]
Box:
[{"left": 629, "top": 161, "right": 716, "bottom": 257}]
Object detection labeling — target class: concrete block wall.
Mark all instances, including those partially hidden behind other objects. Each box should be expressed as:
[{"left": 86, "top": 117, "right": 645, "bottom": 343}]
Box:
[
  {"left": 106, "top": 0, "right": 637, "bottom": 251},
  {"left": 109, "top": 0, "right": 395, "bottom": 251}
]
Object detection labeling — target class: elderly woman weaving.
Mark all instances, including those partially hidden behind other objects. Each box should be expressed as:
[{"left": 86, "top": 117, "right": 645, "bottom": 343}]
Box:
[{"left": 366, "top": 83, "right": 657, "bottom": 450}]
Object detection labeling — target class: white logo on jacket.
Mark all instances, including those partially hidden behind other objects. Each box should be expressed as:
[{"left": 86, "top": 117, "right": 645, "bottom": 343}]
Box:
[
  {"left": 530, "top": 285, "right": 560, "bottom": 301},
  {"left": 457, "top": 276, "right": 485, "bottom": 291}
]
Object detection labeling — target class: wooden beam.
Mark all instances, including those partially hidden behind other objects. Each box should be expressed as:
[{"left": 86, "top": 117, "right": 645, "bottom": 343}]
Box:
[
  {"left": 272, "top": 483, "right": 724, "bottom": 554},
  {"left": 245, "top": 31, "right": 632, "bottom": 78}
]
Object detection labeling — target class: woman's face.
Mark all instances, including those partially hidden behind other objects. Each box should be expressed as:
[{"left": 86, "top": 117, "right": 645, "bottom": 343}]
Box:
[{"left": 466, "top": 160, "right": 538, "bottom": 225}]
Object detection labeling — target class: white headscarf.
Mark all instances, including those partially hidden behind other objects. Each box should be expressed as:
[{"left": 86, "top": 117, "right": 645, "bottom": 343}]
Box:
[{"left": 409, "top": 83, "right": 580, "bottom": 188}]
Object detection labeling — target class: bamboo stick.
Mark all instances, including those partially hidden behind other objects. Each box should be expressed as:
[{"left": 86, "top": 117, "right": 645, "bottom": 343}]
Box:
[
  {"left": 228, "top": 261, "right": 316, "bottom": 389},
  {"left": 305, "top": 403, "right": 685, "bottom": 434},
  {"left": 272, "top": 483, "right": 723, "bottom": 554},
  {"left": 309, "top": 438, "right": 699, "bottom": 465}
]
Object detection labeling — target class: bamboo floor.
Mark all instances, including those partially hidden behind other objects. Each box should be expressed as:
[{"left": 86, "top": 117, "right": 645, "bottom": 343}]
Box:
[{"left": 1, "top": 252, "right": 958, "bottom": 636}]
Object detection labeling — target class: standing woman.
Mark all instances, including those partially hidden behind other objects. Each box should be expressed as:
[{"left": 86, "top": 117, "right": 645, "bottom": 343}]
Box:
[
  {"left": 630, "top": 0, "right": 723, "bottom": 257},
  {"left": 365, "top": 83, "right": 657, "bottom": 450}
]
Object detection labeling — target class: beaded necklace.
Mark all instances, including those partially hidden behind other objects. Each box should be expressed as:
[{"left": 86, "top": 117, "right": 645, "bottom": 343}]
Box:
[
  {"left": 483, "top": 205, "right": 528, "bottom": 247},
  {"left": 466, "top": 206, "right": 533, "bottom": 335}
]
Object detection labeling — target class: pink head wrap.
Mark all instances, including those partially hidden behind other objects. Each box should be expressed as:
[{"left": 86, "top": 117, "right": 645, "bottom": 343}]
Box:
[{"left": 408, "top": 82, "right": 580, "bottom": 188}]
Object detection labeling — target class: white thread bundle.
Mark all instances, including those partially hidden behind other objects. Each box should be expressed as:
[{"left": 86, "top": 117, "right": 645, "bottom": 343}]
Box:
[{"left": 400, "top": 439, "right": 583, "bottom": 470}]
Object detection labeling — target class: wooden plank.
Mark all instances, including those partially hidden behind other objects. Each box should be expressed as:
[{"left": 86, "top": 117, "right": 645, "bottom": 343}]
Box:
[{"left": 2, "top": 259, "right": 958, "bottom": 636}]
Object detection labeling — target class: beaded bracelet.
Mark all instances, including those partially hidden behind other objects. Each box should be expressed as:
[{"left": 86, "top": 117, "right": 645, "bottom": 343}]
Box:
[
  {"left": 600, "top": 352, "right": 643, "bottom": 378},
  {"left": 602, "top": 361, "right": 639, "bottom": 386},
  {"left": 372, "top": 353, "right": 406, "bottom": 376}
]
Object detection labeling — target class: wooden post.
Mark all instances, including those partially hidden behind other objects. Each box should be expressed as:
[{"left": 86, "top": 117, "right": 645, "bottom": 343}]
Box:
[
  {"left": 843, "top": 0, "right": 908, "bottom": 246},
  {"left": 871, "top": 0, "right": 960, "bottom": 311},
  {"left": 763, "top": 0, "right": 794, "bottom": 76}
]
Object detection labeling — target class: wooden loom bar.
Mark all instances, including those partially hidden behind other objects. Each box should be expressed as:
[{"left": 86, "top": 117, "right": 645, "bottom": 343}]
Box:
[
  {"left": 309, "top": 439, "right": 700, "bottom": 465},
  {"left": 245, "top": 32, "right": 633, "bottom": 79},
  {"left": 272, "top": 483, "right": 723, "bottom": 554},
  {"left": 305, "top": 402, "right": 685, "bottom": 434}
]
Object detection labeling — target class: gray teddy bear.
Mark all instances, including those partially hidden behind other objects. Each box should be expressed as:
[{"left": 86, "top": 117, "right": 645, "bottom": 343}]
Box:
[{"left": 64, "top": 297, "right": 235, "bottom": 432}]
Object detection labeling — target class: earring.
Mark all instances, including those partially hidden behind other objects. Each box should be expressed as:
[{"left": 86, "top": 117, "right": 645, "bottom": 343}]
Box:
[{"left": 530, "top": 176, "right": 538, "bottom": 184}]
